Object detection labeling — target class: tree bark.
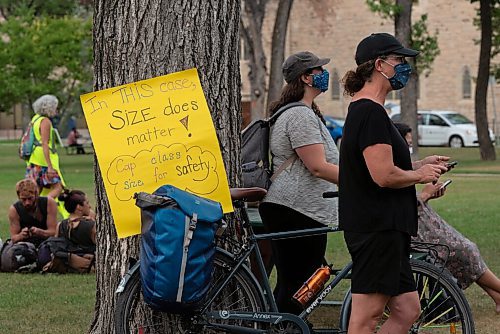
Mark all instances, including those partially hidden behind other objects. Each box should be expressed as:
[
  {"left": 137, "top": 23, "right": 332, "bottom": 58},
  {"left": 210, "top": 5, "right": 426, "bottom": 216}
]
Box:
[
  {"left": 241, "top": 0, "right": 269, "bottom": 121},
  {"left": 475, "top": 0, "right": 496, "bottom": 160},
  {"left": 266, "top": 0, "right": 294, "bottom": 113},
  {"left": 89, "top": 1, "right": 241, "bottom": 333},
  {"left": 395, "top": 0, "right": 419, "bottom": 157}
]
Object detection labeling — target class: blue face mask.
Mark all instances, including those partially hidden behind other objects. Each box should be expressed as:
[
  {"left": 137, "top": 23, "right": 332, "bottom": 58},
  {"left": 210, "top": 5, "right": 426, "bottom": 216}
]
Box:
[
  {"left": 381, "top": 60, "right": 412, "bottom": 90},
  {"left": 310, "top": 69, "right": 330, "bottom": 92}
]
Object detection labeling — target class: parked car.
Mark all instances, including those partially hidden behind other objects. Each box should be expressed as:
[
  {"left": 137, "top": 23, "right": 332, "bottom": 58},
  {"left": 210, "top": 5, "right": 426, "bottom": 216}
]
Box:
[
  {"left": 324, "top": 116, "right": 344, "bottom": 145},
  {"left": 390, "top": 110, "right": 495, "bottom": 147}
]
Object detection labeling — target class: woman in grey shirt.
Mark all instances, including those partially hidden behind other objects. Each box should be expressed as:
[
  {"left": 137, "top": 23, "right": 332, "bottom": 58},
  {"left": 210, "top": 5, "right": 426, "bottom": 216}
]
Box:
[{"left": 259, "top": 51, "right": 339, "bottom": 315}]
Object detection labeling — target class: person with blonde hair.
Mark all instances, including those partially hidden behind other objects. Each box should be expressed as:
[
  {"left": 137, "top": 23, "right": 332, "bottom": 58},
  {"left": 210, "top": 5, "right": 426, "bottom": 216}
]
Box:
[
  {"left": 25, "top": 94, "right": 66, "bottom": 200},
  {"left": 7, "top": 179, "right": 58, "bottom": 247}
]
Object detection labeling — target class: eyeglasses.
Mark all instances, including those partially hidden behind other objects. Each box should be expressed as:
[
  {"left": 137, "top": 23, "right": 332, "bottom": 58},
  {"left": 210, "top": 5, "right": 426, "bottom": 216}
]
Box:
[
  {"left": 306, "top": 67, "right": 324, "bottom": 75},
  {"left": 380, "top": 55, "right": 406, "bottom": 64}
]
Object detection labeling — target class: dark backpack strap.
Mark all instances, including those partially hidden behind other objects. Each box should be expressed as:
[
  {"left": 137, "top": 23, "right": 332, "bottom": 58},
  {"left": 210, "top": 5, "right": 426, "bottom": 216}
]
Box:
[
  {"left": 268, "top": 101, "right": 307, "bottom": 125},
  {"left": 59, "top": 219, "right": 70, "bottom": 239}
]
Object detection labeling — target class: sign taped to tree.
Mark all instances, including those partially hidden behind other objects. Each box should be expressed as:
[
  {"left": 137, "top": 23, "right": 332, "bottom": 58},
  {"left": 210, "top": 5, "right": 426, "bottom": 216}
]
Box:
[{"left": 80, "top": 68, "right": 233, "bottom": 238}]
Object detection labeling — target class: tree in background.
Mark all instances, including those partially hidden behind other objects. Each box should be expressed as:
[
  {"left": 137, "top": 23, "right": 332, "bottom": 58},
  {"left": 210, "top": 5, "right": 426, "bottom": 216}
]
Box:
[
  {"left": 241, "top": 0, "right": 334, "bottom": 122},
  {"left": 0, "top": 0, "right": 85, "bottom": 18},
  {"left": 491, "top": 3, "right": 500, "bottom": 79},
  {"left": 240, "top": 0, "right": 270, "bottom": 120},
  {"left": 366, "top": 0, "right": 440, "bottom": 158},
  {"left": 473, "top": 0, "right": 497, "bottom": 161},
  {"left": 89, "top": 1, "right": 241, "bottom": 332},
  {"left": 266, "top": 0, "right": 295, "bottom": 109},
  {"left": 241, "top": 0, "right": 295, "bottom": 121},
  {"left": 0, "top": 4, "right": 92, "bottom": 135}
]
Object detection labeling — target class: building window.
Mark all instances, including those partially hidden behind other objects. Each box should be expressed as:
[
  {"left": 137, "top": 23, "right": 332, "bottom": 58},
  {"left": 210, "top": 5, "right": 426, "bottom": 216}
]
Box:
[
  {"left": 462, "top": 66, "right": 471, "bottom": 99},
  {"left": 331, "top": 69, "right": 340, "bottom": 100}
]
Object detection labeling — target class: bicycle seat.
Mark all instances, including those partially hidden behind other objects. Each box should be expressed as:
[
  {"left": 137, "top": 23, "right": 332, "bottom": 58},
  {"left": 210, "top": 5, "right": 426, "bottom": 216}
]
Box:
[{"left": 230, "top": 187, "right": 267, "bottom": 202}]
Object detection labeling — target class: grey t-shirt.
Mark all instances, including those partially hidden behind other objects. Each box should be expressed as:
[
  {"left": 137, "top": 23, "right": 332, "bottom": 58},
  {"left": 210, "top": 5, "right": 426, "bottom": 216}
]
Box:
[{"left": 263, "top": 105, "right": 339, "bottom": 226}]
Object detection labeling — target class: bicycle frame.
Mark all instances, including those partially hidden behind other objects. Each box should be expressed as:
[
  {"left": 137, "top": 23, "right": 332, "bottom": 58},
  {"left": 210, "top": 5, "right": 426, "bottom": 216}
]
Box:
[
  {"left": 115, "top": 196, "right": 461, "bottom": 334},
  {"left": 201, "top": 211, "right": 351, "bottom": 334}
]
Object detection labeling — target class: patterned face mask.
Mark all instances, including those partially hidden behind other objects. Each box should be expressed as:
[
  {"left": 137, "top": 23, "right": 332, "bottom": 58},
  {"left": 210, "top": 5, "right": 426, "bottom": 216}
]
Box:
[
  {"left": 310, "top": 69, "right": 330, "bottom": 93},
  {"left": 381, "top": 60, "right": 412, "bottom": 90}
]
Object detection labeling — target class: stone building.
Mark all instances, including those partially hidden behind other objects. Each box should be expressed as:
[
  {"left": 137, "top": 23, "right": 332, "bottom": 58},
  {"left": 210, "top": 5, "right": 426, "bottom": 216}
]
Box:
[
  {"left": 1, "top": 0, "right": 498, "bottom": 138},
  {"left": 241, "top": 0, "right": 499, "bottom": 134}
]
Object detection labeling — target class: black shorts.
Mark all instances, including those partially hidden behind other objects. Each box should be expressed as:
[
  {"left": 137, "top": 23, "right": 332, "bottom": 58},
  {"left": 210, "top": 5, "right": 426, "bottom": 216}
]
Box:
[{"left": 344, "top": 230, "right": 416, "bottom": 296}]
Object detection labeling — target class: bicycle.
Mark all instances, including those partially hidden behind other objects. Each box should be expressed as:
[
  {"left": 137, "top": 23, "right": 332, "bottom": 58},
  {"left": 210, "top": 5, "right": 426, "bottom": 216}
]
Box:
[{"left": 114, "top": 187, "right": 475, "bottom": 334}]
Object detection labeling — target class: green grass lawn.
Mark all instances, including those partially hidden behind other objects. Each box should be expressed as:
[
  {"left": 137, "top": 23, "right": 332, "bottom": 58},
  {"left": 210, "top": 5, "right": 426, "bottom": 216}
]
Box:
[{"left": 0, "top": 142, "right": 499, "bottom": 333}]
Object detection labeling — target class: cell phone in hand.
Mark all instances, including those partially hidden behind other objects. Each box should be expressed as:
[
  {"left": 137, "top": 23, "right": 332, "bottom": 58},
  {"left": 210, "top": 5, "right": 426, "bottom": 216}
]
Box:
[
  {"left": 446, "top": 161, "right": 458, "bottom": 170},
  {"left": 439, "top": 179, "right": 452, "bottom": 190}
]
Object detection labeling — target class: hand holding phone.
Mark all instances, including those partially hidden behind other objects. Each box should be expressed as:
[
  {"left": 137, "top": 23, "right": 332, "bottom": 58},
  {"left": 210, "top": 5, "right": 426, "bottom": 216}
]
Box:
[
  {"left": 439, "top": 179, "right": 452, "bottom": 190},
  {"left": 446, "top": 161, "right": 458, "bottom": 171}
]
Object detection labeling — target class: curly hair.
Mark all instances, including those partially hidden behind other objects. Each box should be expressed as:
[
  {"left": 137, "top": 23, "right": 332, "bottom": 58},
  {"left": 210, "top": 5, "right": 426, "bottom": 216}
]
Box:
[
  {"left": 32, "top": 94, "right": 59, "bottom": 117},
  {"left": 341, "top": 60, "right": 376, "bottom": 97}
]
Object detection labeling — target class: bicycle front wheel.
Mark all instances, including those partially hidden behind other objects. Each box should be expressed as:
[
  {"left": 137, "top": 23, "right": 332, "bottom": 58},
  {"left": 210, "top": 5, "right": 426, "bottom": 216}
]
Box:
[
  {"left": 339, "top": 259, "right": 475, "bottom": 334},
  {"left": 115, "top": 249, "right": 266, "bottom": 334}
]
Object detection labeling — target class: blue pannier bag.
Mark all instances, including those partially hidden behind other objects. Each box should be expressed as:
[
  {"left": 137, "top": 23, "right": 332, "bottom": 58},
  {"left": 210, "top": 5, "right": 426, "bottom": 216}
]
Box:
[{"left": 135, "top": 184, "right": 223, "bottom": 313}]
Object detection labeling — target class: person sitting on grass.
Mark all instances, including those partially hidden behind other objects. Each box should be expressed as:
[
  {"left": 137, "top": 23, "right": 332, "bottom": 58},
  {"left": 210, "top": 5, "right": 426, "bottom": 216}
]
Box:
[
  {"left": 395, "top": 122, "right": 500, "bottom": 314},
  {"left": 37, "top": 189, "right": 96, "bottom": 273},
  {"left": 8, "top": 178, "right": 58, "bottom": 247},
  {"left": 57, "top": 188, "right": 96, "bottom": 247},
  {"left": 1, "top": 179, "right": 58, "bottom": 272}
]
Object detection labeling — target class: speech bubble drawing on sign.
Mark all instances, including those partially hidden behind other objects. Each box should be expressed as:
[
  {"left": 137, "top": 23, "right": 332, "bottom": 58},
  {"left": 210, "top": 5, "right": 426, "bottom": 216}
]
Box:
[{"left": 106, "top": 143, "right": 220, "bottom": 201}]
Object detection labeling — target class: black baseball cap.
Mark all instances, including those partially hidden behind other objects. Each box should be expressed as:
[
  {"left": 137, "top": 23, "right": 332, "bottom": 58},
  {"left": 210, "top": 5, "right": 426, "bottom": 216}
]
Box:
[
  {"left": 355, "top": 33, "right": 419, "bottom": 65},
  {"left": 282, "top": 51, "right": 330, "bottom": 83}
]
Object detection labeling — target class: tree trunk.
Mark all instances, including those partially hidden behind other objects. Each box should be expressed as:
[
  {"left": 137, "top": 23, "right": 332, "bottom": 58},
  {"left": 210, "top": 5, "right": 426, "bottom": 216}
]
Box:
[
  {"left": 89, "top": 1, "right": 241, "bottom": 333},
  {"left": 241, "top": 0, "right": 269, "bottom": 121},
  {"left": 266, "top": 0, "right": 294, "bottom": 113},
  {"left": 395, "top": 0, "right": 419, "bottom": 157},
  {"left": 475, "top": 0, "right": 496, "bottom": 160}
]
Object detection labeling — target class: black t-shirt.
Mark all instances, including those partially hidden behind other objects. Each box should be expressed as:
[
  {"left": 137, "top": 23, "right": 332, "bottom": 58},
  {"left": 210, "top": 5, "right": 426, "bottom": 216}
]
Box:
[
  {"left": 339, "top": 99, "right": 417, "bottom": 235},
  {"left": 59, "top": 218, "right": 96, "bottom": 253},
  {"left": 14, "top": 197, "right": 48, "bottom": 247}
]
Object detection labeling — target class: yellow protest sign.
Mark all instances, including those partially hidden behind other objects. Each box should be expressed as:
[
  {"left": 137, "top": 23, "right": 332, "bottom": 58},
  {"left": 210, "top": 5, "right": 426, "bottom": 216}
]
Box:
[{"left": 80, "top": 68, "right": 233, "bottom": 238}]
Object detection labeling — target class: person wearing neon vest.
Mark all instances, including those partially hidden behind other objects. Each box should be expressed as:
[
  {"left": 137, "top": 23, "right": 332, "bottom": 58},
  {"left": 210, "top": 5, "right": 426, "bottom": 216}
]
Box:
[{"left": 26, "top": 94, "right": 66, "bottom": 200}]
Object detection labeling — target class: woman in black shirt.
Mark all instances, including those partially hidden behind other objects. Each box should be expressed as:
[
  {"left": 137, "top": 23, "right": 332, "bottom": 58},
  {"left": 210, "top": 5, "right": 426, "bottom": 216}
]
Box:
[{"left": 339, "top": 33, "right": 449, "bottom": 334}]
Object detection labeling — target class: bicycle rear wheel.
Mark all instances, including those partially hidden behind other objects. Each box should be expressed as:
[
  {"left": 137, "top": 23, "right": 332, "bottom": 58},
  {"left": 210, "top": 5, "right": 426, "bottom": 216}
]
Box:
[
  {"left": 115, "top": 249, "right": 266, "bottom": 333},
  {"left": 339, "top": 259, "right": 475, "bottom": 334}
]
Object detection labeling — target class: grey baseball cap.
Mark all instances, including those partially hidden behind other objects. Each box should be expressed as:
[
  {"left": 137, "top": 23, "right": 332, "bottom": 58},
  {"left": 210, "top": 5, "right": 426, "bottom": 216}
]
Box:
[{"left": 282, "top": 51, "right": 330, "bottom": 83}]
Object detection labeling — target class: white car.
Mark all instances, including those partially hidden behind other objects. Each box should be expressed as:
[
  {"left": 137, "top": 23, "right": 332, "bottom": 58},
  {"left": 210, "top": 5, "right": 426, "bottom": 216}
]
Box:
[{"left": 390, "top": 110, "right": 495, "bottom": 147}]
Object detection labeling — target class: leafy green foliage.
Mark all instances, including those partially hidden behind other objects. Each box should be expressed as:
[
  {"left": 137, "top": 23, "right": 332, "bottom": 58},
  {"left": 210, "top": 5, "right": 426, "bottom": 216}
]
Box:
[
  {"left": 0, "top": 0, "right": 87, "bottom": 18},
  {"left": 0, "top": 9, "right": 92, "bottom": 113},
  {"left": 412, "top": 14, "right": 440, "bottom": 76},
  {"left": 365, "top": 0, "right": 401, "bottom": 19},
  {"left": 365, "top": 0, "right": 440, "bottom": 76}
]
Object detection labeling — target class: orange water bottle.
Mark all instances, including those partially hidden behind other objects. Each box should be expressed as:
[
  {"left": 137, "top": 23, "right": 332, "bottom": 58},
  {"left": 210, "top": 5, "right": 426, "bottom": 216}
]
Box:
[{"left": 292, "top": 265, "right": 332, "bottom": 307}]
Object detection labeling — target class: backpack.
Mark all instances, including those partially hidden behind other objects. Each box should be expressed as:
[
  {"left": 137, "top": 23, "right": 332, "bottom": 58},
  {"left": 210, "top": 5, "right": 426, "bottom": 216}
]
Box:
[
  {"left": 19, "top": 115, "right": 43, "bottom": 160},
  {"left": 38, "top": 237, "right": 95, "bottom": 274},
  {"left": 135, "top": 184, "right": 224, "bottom": 313},
  {"left": 0, "top": 240, "right": 38, "bottom": 272},
  {"left": 241, "top": 102, "right": 304, "bottom": 189}
]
